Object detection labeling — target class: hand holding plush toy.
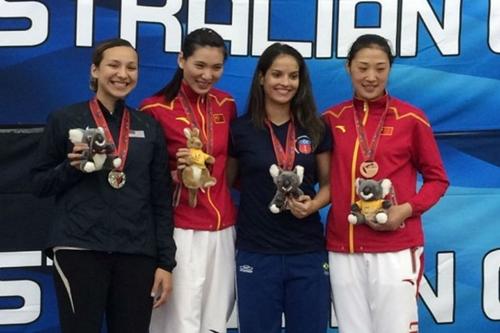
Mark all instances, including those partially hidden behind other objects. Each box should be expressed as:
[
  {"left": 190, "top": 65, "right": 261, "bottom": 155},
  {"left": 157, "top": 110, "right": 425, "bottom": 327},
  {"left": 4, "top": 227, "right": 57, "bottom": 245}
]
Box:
[
  {"left": 348, "top": 177, "right": 393, "bottom": 225},
  {"left": 181, "top": 127, "right": 216, "bottom": 208},
  {"left": 68, "top": 127, "right": 121, "bottom": 173},
  {"left": 268, "top": 164, "right": 304, "bottom": 214}
]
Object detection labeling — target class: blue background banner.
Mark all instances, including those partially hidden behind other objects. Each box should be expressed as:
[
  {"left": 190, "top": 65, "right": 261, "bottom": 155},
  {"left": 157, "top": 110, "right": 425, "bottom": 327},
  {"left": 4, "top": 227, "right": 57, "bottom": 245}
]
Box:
[{"left": 1, "top": 1, "right": 499, "bottom": 332}]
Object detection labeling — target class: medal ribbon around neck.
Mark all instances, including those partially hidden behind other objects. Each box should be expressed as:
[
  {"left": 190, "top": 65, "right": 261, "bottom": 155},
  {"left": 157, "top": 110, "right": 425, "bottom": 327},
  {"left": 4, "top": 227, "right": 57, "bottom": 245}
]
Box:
[
  {"left": 178, "top": 87, "right": 214, "bottom": 155},
  {"left": 89, "top": 97, "right": 130, "bottom": 172},
  {"left": 264, "top": 118, "right": 296, "bottom": 171},
  {"left": 352, "top": 95, "right": 390, "bottom": 178}
]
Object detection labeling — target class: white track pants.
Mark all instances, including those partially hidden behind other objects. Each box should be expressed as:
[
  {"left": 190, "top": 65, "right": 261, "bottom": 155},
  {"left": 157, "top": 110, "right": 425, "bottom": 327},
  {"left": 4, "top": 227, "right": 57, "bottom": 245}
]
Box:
[
  {"left": 329, "top": 247, "right": 423, "bottom": 333},
  {"left": 150, "top": 227, "right": 236, "bottom": 333}
]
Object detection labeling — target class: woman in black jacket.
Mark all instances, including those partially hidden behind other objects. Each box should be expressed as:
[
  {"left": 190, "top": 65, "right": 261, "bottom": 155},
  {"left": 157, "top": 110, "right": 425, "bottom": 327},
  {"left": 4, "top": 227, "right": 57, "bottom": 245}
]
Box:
[{"left": 31, "top": 38, "right": 176, "bottom": 333}]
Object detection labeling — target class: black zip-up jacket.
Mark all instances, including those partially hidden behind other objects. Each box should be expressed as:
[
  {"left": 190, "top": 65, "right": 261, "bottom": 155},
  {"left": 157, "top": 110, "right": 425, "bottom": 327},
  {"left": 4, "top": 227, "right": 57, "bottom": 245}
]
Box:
[{"left": 31, "top": 100, "right": 176, "bottom": 272}]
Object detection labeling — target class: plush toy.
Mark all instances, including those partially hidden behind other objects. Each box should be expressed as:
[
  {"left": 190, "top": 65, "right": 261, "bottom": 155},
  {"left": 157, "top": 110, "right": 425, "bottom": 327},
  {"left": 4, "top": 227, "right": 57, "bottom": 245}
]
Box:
[
  {"left": 348, "top": 177, "right": 393, "bottom": 225},
  {"left": 268, "top": 164, "right": 304, "bottom": 214},
  {"left": 68, "top": 127, "right": 121, "bottom": 173},
  {"left": 181, "top": 127, "right": 216, "bottom": 208}
]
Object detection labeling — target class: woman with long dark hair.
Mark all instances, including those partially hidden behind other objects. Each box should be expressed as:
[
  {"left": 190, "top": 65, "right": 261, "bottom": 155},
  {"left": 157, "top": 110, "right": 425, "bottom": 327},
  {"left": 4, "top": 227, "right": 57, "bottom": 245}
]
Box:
[
  {"left": 228, "top": 42, "right": 331, "bottom": 333},
  {"left": 140, "top": 28, "right": 237, "bottom": 333}
]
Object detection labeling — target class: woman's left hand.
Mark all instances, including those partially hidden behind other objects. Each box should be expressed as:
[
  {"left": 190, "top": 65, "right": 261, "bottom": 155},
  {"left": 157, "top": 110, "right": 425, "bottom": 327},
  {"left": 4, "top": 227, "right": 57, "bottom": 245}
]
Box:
[
  {"left": 288, "top": 195, "right": 315, "bottom": 219},
  {"left": 366, "top": 202, "right": 413, "bottom": 232},
  {"left": 150, "top": 268, "right": 173, "bottom": 308}
]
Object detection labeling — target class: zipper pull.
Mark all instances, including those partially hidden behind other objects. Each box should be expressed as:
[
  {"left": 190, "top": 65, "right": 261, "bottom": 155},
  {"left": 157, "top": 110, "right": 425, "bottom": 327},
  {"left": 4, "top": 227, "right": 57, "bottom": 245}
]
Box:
[{"left": 363, "top": 101, "right": 368, "bottom": 113}]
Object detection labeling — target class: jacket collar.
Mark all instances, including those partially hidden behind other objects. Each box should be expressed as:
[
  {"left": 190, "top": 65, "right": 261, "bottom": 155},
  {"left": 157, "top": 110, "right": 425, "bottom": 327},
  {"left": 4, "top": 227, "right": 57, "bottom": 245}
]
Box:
[
  {"left": 180, "top": 81, "right": 207, "bottom": 104},
  {"left": 353, "top": 93, "right": 389, "bottom": 114}
]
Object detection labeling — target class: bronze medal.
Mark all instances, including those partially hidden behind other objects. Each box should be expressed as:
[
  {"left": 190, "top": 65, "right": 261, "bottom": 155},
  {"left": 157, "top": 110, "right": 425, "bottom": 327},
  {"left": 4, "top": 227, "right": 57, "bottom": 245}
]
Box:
[
  {"left": 353, "top": 94, "right": 390, "bottom": 179},
  {"left": 108, "top": 170, "right": 126, "bottom": 189},
  {"left": 359, "top": 160, "right": 379, "bottom": 179}
]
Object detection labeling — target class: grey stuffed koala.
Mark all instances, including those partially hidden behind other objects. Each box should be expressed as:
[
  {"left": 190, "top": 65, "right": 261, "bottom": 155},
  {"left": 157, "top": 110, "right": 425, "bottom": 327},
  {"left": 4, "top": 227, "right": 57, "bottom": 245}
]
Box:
[
  {"left": 348, "top": 177, "right": 393, "bottom": 225},
  {"left": 68, "top": 127, "right": 122, "bottom": 173},
  {"left": 268, "top": 164, "right": 304, "bottom": 214}
]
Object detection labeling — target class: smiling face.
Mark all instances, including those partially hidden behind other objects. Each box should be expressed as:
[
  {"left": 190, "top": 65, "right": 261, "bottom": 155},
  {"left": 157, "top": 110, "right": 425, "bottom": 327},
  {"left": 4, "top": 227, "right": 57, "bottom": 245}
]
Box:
[
  {"left": 91, "top": 45, "right": 138, "bottom": 107},
  {"left": 178, "top": 46, "right": 225, "bottom": 95},
  {"left": 347, "top": 46, "right": 391, "bottom": 101},
  {"left": 260, "top": 54, "right": 300, "bottom": 108}
]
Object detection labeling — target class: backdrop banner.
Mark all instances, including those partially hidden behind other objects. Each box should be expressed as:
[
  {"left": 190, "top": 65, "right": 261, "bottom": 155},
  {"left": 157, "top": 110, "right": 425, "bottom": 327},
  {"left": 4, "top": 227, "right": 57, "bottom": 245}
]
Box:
[{"left": 1, "top": 1, "right": 499, "bottom": 332}]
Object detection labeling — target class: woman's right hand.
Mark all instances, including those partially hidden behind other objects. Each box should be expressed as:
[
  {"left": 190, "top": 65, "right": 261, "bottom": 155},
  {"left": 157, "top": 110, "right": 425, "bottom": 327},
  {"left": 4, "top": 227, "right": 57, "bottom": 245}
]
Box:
[{"left": 67, "top": 143, "right": 88, "bottom": 170}]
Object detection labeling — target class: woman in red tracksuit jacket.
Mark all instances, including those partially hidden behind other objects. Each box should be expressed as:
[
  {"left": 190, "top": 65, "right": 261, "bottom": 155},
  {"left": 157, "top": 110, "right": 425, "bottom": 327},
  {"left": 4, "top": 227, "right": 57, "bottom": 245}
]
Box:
[
  {"left": 139, "top": 28, "right": 236, "bottom": 333},
  {"left": 322, "top": 34, "right": 449, "bottom": 333}
]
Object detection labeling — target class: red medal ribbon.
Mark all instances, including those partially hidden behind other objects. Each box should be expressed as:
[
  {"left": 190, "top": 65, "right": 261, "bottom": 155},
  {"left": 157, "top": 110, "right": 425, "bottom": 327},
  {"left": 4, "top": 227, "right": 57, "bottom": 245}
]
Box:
[
  {"left": 88, "top": 97, "right": 130, "bottom": 172},
  {"left": 178, "top": 87, "right": 214, "bottom": 155},
  {"left": 265, "top": 118, "right": 296, "bottom": 171},
  {"left": 353, "top": 95, "right": 390, "bottom": 163}
]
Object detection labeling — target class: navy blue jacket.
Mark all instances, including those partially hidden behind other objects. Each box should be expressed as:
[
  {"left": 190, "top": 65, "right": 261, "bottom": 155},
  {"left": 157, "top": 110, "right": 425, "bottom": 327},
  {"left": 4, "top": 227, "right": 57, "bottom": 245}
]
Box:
[
  {"left": 230, "top": 114, "right": 331, "bottom": 254},
  {"left": 31, "top": 100, "right": 176, "bottom": 271}
]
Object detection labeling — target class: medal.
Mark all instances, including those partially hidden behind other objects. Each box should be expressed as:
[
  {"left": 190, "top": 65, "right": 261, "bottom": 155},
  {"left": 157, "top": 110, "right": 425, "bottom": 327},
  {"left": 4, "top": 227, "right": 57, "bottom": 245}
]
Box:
[
  {"left": 108, "top": 170, "right": 126, "bottom": 189},
  {"left": 89, "top": 98, "right": 131, "bottom": 189},
  {"left": 265, "top": 118, "right": 296, "bottom": 171},
  {"left": 353, "top": 94, "right": 390, "bottom": 178},
  {"left": 359, "top": 160, "right": 379, "bottom": 178}
]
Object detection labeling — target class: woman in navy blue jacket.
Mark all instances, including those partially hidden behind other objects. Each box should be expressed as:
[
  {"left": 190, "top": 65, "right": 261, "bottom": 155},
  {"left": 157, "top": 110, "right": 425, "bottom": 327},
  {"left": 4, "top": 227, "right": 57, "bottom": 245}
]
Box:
[
  {"left": 31, "top": 38, "right": 175, "bottom": 333},
  {"left": 228, "top": 42, "right": 331, "bottom": 333}
]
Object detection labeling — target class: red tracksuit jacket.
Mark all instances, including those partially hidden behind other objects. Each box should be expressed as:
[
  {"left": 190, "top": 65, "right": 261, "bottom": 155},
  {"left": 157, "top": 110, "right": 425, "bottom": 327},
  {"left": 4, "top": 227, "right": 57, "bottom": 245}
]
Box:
[
  {"left": 322, "top": 95, "right": 449, "bottom": 253},
  {"left": 140, "top": 83, "right": 237, "bottom": 231}
]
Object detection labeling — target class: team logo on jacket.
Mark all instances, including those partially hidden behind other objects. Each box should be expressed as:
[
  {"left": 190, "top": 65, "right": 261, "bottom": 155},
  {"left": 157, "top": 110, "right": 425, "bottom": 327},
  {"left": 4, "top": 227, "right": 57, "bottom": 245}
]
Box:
[{"left": 295, "top": 135, "right": 312, "bottom": 154}]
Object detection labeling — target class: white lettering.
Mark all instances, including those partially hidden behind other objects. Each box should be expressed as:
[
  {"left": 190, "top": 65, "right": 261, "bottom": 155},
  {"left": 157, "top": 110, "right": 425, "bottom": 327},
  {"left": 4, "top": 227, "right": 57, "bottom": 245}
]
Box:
[
  {"left": 0, "top": 251, "right": 42, "bottom": 325},
  {"left": 120, "top": 0, "right": 183, "bottom": 51},
  {"left": 488, "top": 0, "right": 500, "bottom": 52},
  {"left": 76, "top": 0, "right": 94, "bottom": 47},
  {"left": 316, "top": 0, "right": 334, "bottom": 58},
  {"left": 337, "top": 0, "right": 398, "bottom": 57},
  {"left": 419, "top": 252, "right": 455, "bottom": 323},
  {"left": 0, "top": 0, "right": 48, "bottom": 46},
  {"left": 400, "top": 0, "right": 461, "bottom": 56},
  {"left": 187, "top": 0, "right": 250, "bottom": 56},
  {"left": 483, "top": 249, "right": 500, "bottom": 319}
]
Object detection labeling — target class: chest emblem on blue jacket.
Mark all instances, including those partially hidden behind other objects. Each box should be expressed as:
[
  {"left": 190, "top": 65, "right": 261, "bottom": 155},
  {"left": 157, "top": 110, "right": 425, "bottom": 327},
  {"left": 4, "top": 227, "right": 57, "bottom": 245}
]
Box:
[{"left": 296, "top": 135, "right": 312, "bottom": 154}]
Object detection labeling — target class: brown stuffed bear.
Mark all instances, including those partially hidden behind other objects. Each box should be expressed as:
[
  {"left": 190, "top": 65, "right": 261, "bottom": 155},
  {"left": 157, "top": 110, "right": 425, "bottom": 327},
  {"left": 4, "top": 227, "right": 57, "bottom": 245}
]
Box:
[{"left": 181, "top": 127, "right": 216, "bottom": 207}]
